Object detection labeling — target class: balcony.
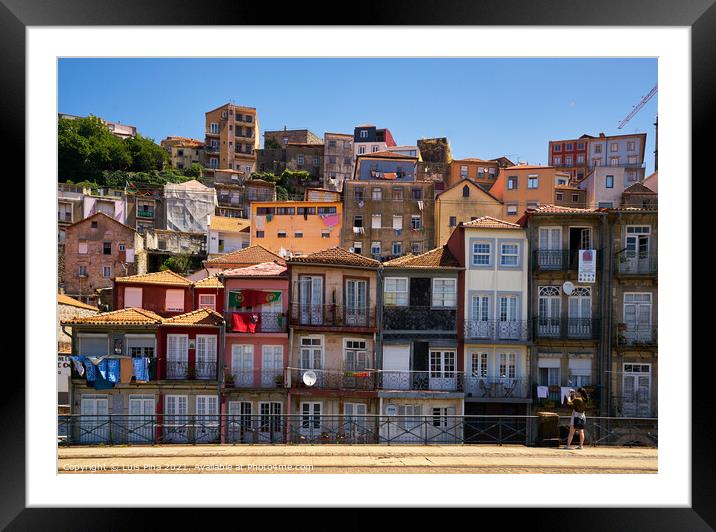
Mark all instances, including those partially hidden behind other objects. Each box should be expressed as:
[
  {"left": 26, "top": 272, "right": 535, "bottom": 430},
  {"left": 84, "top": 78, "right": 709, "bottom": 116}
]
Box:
[
  {"left": 465, "top": 377, "right": 530, "bottom": 399},
  {"left": 377, "top": 370, "right": 464, "bottom": 392},
  {"left": 205, "top": 145, "right": 219, "bottom": 153},
  {"left": 136, "top": 209, "right": 155, "bottom": 219},
  {"left": 533, "top": 249, "right": 602, "bottom": 271},
  {"left": 289, "top": 368, "right": 376, "bottom": 390},
  {"left": 227, "top": 368, "right": 286, "bottom": 389},
  {"left": 225, "top": 312, "right": 287, "bottom": 333},
  {"left": 614, "top": 253, "right": 657, "bottom": 276},
  {"left": 533, "top": 317, "right": 601, "bottom": 340},
  {"left": 383, "top": 306, "right": 456, "bottom": 332},
  {"left": 463, "top": 320, "right": 530, "bottom": 342},
  {"left": 289, "top": 304, "right": 377, "bottom": 330},
  {"left": 166, "top": 361, "right": 217, "bottom": 380},
  {"left": 615, "top": 323, "right": 657, "bottom": 348}
]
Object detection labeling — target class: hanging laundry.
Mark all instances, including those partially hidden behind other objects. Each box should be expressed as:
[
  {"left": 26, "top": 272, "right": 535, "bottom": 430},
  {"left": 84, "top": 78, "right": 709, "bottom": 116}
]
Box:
[
  {"left": 417, "top": 200, "right": 424, "bottom": 211},
  {"left": 97, "top": 359, "right": 109, "bottom": 380},
  {"left": 119, "top": 357, "right": 133, "bottom": 384},
  {"left": 106, "top": 359, "right": 121, "bottom": 384},
  {"left": 536, "top": 386, "right": 549, "bottom": 399},
  {"left": 266, "top": 214, "right": 273, "bottom": 222},
  {"left": 132, "top": 357, "right": 149, "bottom": 382},
  {"left": 82, "top": 359, "right": 98, "bottom": 382},
  {"left": 92, "top": 374, "right": 115, "bottom": 390},
  {"left": 561, "top": 387, "right": 573, "bottom": 405},
  {"left": 70, "top": 356, "right": 85, "bottom": 376},
  {"left": 320, "top": 214, "right": 340, "bottom": 228},
  {"left": 383, "top": 172, "right": 397, "bottom": 180},
  {"left": 232, "top": 312, "right": 259, "bottom": 333},
  {"left": 254, "top": 215, "right": 266, "bottom": 230}
]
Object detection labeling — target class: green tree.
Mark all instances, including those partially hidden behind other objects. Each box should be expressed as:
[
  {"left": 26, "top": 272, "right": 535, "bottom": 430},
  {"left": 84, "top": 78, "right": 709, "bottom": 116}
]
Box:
[
  {"left": 160, "top": 254, "right": 191, "bottom": 274},
  {"left": 124, "top": 134, "right": 169, "bottom": 172},
  {"left": 183, "top": 163, "right": 205, "bottom": 178},
  {"left": 264, "top": 138, "right": 281, "bottom": 149}
]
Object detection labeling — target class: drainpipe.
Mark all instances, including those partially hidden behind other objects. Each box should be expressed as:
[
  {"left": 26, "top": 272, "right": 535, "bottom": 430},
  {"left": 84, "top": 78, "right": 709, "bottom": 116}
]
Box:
[{"left": 601, "top": 213, "right": 611, "bottom": 417}]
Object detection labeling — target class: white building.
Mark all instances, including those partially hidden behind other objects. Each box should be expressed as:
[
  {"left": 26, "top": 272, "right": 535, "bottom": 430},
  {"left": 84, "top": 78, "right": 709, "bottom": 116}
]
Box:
[
  {"left": 164, "top": 180, "right": 217, "bottom": 234},
  {"left": 206, "top": 215, "right": 250, "bottom": 259}
]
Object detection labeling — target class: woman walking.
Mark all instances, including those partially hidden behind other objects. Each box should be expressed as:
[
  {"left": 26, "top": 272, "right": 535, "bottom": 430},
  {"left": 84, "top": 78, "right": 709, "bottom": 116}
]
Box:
[{"left": 565, "top": 387, "right": 588, "bottom": 449}]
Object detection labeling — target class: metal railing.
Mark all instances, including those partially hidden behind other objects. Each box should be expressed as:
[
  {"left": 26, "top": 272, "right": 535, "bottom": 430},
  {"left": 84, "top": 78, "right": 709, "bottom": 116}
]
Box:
[
  {"left": 288, "top": 368, "right": 377, "bottom": 390},
  {"left": 136, "top": 209, "right": 154, "bottom": 218},
  {"left": 289, "top": 304, "right": 377, "bottom": 328},
  {"left": 225, "top": 312, "right": 287, "bottom": 333},
  {"left": 533, "top": 317, "right": 601, "bottom": 340},
  {"left": 533, "top": 249, "right": 602, "bottom": 271},
  {"left": 166, "top": 361, "right": 217, "bottom": 380},
  {"left": 615, "top": 323, "right": 657, "bottom": 347},
  {"left": 463, "top": 320, "right": 530, "bottom": 341},
  {"left": 226, "top": 368, "right": 285, "bottom": 389},
  {"left": 58, "top": 414, "right": 657, "bottom": 447},
  {"left": 615, "top": 254, "right": 657, "bottom": 275},
  {"left": 382, "top": 306, "right": 456, "bottom": 332},
  {"left": 376, "top": 370, "right": 464, "bottom": 392},
  {"left": 465, "top": 377, "right": 529, "bottom": 398}
]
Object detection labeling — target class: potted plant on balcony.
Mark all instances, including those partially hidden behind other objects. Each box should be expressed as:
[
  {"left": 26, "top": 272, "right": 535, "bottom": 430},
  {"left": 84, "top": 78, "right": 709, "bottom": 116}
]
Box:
[
  {"left": 186, "top": 365, "right": 196, "bottom": 380},
  {"left": 274, "top": 374, "right": 284, "bottom": 388},
  {"left": 224, "top": 371, "right": 235, "bottom": 388}
]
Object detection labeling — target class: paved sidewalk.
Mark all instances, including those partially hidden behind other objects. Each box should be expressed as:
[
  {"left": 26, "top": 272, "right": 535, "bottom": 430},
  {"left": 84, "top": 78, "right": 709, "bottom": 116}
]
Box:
[{"left": 58, "top": 445, "right": 657, "bottom": 474}]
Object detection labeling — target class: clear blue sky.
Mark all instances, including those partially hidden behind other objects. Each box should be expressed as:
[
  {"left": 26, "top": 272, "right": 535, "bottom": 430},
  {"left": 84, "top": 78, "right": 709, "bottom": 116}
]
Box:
[{"left": 58, "top": 58, "right": 658, "bottom": 174}]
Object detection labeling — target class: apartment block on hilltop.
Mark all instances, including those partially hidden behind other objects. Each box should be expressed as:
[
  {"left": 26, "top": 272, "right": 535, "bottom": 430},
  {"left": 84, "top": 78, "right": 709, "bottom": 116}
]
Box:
[
  {"left": 264, "top": 128, "right": 322, "bottom": 146},
  {"left": 207, "top": 215, "right": 250, "bottom": 259},
  {"left": 160, "top": 137, "right": 205, "bottom": 171},
  {"left": 204, "top": 102, "right": 260, "bottom": 175},
  {"left": 490, "top": 165, "right": 571, "bottom": 222},
  {"left": 354, "top": 124, "right": 396, "bottom": 158},
  {"left": 323, "top": 132, "right": 354, "bottom": 192},
  {"left": 256, "top": 142, "right": 324, "bottom": 192},
  {"left": 448, "top": 158, "right": 509, "bottom": 190}
]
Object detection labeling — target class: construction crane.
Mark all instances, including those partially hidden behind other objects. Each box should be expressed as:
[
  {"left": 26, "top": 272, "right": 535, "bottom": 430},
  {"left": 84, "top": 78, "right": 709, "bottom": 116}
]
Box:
[{"left": 617, "top": 84, "right": 658, "bottom": 129}]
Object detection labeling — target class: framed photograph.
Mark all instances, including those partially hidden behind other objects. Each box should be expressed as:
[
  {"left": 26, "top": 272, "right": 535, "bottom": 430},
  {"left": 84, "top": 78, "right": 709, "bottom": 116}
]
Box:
[{"left": 7, "top": 0, "right": 708, "bottom": 527}]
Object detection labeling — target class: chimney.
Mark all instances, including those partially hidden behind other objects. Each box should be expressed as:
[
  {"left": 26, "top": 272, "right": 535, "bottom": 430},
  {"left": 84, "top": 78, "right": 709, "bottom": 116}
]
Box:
[{"left": 599, "top": 132, "right": 605, "bottom": 137}]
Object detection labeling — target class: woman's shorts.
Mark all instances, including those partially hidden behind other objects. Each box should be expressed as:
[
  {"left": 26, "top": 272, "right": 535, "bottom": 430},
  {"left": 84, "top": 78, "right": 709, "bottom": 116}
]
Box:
[{"left": 572, "top": 416, "right": 586, "bottom": 429}]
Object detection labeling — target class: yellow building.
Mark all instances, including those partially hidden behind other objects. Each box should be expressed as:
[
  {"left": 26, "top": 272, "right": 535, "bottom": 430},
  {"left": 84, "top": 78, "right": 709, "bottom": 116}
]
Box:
[
  {"left": 434, "top": 178, "right": 504, "bottom": 246},
  {"left": 250, "top": 201, "right": 342, "bottom": 258}
]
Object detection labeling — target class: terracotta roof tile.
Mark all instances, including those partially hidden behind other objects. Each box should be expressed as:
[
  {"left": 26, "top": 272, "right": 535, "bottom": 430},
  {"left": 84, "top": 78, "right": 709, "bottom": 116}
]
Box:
[
  {"left": 62, "top": 308, "right": 164, "bottom": 326},
  {"left": 205, "top": 245, "right": 284, "bottom": 266},
  {"left": 462, "top": 216, "right": 523, "bottom": 229},
  {"left": 162, "top": 308, "right": 224, "bottom": 326},
  {"left": 58, "top": 293, "right": 99, "bottom": 311},
  {"left": 288, "top": 247, "right": 381, "bottom": 268},
  {"left": 114, "top": 270, "right": 192, "bottom": 286},
  {"left": 623, "top": 182, "right": 656, "bottom": 194},
  {"left": 193, "top": 275, "right": 224, "bottom": 288},
  {"left": 208, "top": 216, "right": 251, "bottom": 233},
  {"left": 529, "top": 204, "right": 603, "bottom": 215},
  {"left": 221, "top": 262, "right": 288, "bottom": 278},
  {"left": 383, "top": 246, "right": 461, "bottom": 268}
]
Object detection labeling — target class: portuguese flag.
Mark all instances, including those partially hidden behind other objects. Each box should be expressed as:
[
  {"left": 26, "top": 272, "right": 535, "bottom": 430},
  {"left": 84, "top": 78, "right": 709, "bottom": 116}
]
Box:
[{"left": 229, "top": 290, "right": 281, "bottom": 309}]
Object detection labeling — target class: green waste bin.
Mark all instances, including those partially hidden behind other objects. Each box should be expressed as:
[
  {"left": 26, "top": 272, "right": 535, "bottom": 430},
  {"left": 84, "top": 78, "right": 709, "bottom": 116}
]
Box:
[{"left": 536, "top": 412, "right": 560, "bottom": 447}]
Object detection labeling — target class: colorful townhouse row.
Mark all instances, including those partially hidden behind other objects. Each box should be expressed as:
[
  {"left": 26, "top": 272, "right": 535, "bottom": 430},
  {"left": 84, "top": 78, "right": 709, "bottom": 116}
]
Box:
[{"left": 62, "top": 192, "right": 657, "bottom": 444}]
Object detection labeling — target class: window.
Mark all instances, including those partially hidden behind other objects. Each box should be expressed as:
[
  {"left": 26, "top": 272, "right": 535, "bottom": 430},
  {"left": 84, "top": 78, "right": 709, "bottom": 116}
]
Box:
[
  {"left": 313, "top": 157, "right": 320, "bottom": 166},
  {"left": 577, "top": 142, "right": 585, "bottom": 150},
  {"left": 353, "top": 215, "right": 363, "bottom": 228},
  {"left": 507, "top": 176, "right": 518, "bottom": 190},
  {"left": 507, "top": 205, "right": 517, "bottom": 216},
  {"left": 432, "top": 279, "right": 456, "bottom": 307},
  {"left": 392, "top": 187, "right": 404, "bottom": 200},
  {"left": 358, "top": 146, "right": 366, "bottom": 155},
  {"left": 605, "top": 175, "right": 614, "bottom": 188},
  {"left": 611, "top": 142, "right": 619, "bottom": 152},
  {"left": 569, "top": 358, "right": 592, "bottom": 387},
  {"left": 125, "top": 287, "right": 142, "bottom": 307},
  {"left": 198, "top": 294, "right": 216, "bottom": 310},
  {"left": 78, "top": 240, "right": 88, "bottom": 254},
  {"left": 392, "top": 241, "right": 402, "bottom": 255},
  {"left": 430, "top": 351, "right": 455, "bottom": 378},
  {"left": 210, "top": 122, "right": 219, "bottom": 134},
  {"left": 328, "top": 156, "right": 336, "bottom": 164},
  {"left": 411, "top": 189, "right": 422, "bottom": 200},
  {"left": 627, "top": 141, "right": 636, "bottom": 151},
  {"left": 300, "top": 336, "right": 323, "bottom": 370},
  {"left": 553, "top": 156, "right": 562, "bottom": 166},
  {"left": 460, "top": 165, "right": 468, "bottom": 177},
  {"left": 553, "top": 144, "right": 562, "bottom": 152},
  {"left": 565, "top": 143, "right": 573, "bottom": 150},
  {"left": 78, "top": 265, "right": 88, "bottom": 277},
  {"left": 411, "top": 241, "right": 423, "bottom": 254},
  {"left": 528, "top": 176, "right": 539, "bottom": 189},
  {"left": 410, "top": 215, "right": 421, "bottom": 230},
  {"left": 165, "top": 289, "right": 185, "bottom": 312},
  {"left": 294, "top": 232, "right": 303, "bottom": 238},
  {"left": 328, "top": 140, "right": 337, "bottom": 148},
  {"left": 572, "top": 193, "right": 580, "bottom": 202},
  {"left": 576, "top": 154, "right": 585, "bottom": 164},
  {"left": 359, "top": 130, "right": 368, "bottom": 139},
  {"left": 472, "top": 352, "right": 489, "bottom": 378},
  {"left": 255, "top": 230, "right": 264, "bottom": 238},
  {"left": 565, "top": 156, "right": 573, "bottom": 166},
  {"left": 556, "top": 192, "right": 564, "bottom": 201},
  {"left": 297, "top": 154, "right": 305, "bottom": 165},
  {"left": 462, "top": 185, "right": 470, "bottom": 197},
  {"left": 628, "top": 155, "right": 638, "bottom": 165},
  {"left": 103, "top": 242, "right": 111, "bottom": 255},
  {"left": 371, "top": 145, "right": 379, "bottom": 153},
  {"left": 610, "top": 157, "right": 620, "bottom": 166},
  {"left": 102, "top": 266, "right": 111, "bottom": 278},
  {"left": 449, "top": 216, "right": 457, "bottom": 227},
  {"left": 277, "top": 231, "right": 287, "bottom": 238},
  {"left": 371, "top": 214, "right": 382, "bottom": 229},
  {"left": 371, "top": 241, "right": 381, "bottom": 256},
  {"left": 352, "top": 241, "right": 363, "bottom": 255},
  {"left": 344, "top": 339, "right": 368, "bottom": 371},
  {"left": 472, "top": 242, "right": 491, "bottom": 266},
  {"left": 498, "top": 353, "right": 517, "bottom": 379},
  {"left": 594, "top": 144, "right": 602, "bottom": 154},
  {"left": 321, "top": 231, "right": 330, "bottom": 238},
  {"left": 527, "top": 201, "right": 539, "bottom": 210},
  {"left": 384, "top": 278, "right": 408, "bottom": 306},
  {"left": 500, "top": 243, "right": 519, "bottom": 266},
  {"left": 372, "top": 188, "right": 382, "bottom": 201},
  {"left": 392, "top": 215, "right": 403, "bottom": 233},
  {"left": 354, "top": 187, "right": 364, "bottom": 201}
]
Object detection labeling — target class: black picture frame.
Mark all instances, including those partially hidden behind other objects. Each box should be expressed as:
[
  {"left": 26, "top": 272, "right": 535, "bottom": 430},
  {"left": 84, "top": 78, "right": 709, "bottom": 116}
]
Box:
[{"left": 3, "top": 0, "right": 709, "bottom": 527}]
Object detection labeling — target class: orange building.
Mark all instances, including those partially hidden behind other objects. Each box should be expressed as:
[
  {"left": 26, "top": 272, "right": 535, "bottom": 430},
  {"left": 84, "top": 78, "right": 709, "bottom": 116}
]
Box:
[
  {"left": 250, "top": 201, "right": 342, "bottom": 258},
  {"left": 204, "top": 102, "right": 260, "bottom": 176},
  {"left": 448, "top": 158, "right": 501, "bottom": 189},
  {"left": 489, "top": 165, "right": 571, "bottom": 222}
]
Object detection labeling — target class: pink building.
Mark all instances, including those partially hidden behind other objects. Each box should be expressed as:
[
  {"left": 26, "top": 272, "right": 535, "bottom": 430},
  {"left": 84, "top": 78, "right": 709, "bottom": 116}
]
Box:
[{"left": 218, "top": 261, "right": 289, "bottom": 443}]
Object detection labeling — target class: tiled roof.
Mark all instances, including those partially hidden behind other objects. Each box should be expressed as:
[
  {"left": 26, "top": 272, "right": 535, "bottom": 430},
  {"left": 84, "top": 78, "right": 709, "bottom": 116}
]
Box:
[
  {"left": 462, "top": 216, "right": 523, "bottom": 229},
  {"left": 62, "top": 308, "right": 164, "bottom": 326},
  {"left": 193, "top": 275, "right": 224, "bottom": 288},
  {"left": 528, "top": 204, "right": 603, "bottom": 215},
  {"left": 288, "top": 247, "right": 381, "bottom": 268},
  {"left": 114, "top": 270, "right": 192, "bottom": 286},
  {"left": 65, "top": 211, "right": 137, "bottom": 233},
  {"left": 383, "top": 246, "right": 461, "bottom": 268},
  {"left": 204, "top": 245, "right": 284, "bottom": 266},
  {"left": 357, "top": 151, "right": 417, "bottom": 160},
  {"left": 58, "top": 293, "right": 99, "bottom": 311},
  {"left": 221, "top": 261, "right": 288, "bottom": 278},
  {"left": 623, "top": 182, "right": 656, "bottom": 194},
  {"left": 162, "top": 308, "right": 224, "bottom": 326},
  {"left": 208, "top": 216, "right": 251, "bottom": 233}
]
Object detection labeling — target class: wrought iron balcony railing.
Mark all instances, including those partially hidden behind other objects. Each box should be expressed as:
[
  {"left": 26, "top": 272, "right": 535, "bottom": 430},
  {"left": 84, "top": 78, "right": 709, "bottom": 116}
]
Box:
[
  {"left": 136, "top": 209, "right": 155, "bottom": 218},
  {"left": 166, "top": 361, "right": 217, "bottom": 380},
  {"left": 289, "top": 304, "right": 377, "bottom": 329},
  {"left": 382, "top": 306, "right": 456, "bottom": 332},
  {"left": 615, "top": 323, "right": 657, "bottom": 347},
  {"left": 288, "top": 367, "right": 376, "bottom": 390},
  {"left": 225, "top": 312, "right": 287, "bottom": 333},
  {"left": 532, "top": 249, "right": 602, "bottom": 271},
  {"left": 376, "top": 370, "right": 464, "bottom": 392},
  {"left": 463, "top": 320, "right": 530, "bottom": 341},
  {"left": 226, "top": 368, "right": 285, "bottom": 389},
  {"left": 465, "top": 377, "right": 529, "bottom": 398},
  {"left": 614, "top": 253, "right": 657, "bottom": 275},
  {"left": 533, "top": 317, "right": 601, "bottom": 340}
]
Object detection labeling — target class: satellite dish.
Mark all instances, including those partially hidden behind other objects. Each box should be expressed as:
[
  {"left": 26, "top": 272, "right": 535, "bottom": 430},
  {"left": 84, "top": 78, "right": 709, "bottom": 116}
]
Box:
[
  {"left": 302, "top": 370, "right": 317, "bottom": 387},
  {"left": 562, "top": 281, "right": 575, "bottom": 295}
]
